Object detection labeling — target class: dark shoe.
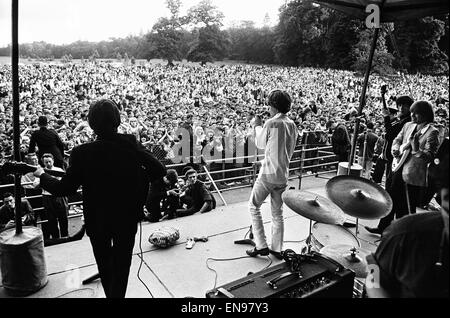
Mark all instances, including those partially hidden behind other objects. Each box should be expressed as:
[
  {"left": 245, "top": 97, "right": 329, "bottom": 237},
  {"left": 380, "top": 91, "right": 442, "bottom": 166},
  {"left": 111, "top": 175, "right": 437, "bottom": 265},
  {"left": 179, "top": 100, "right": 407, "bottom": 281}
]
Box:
[
  {"left": 246, "top": 247, "right": 270, "bottom": 257},
  {"left": 365, "top": 226, "right": 382, "bottom": 235},
  {"left": 269, "top": 250, "right": 284, "bottom": 260}
]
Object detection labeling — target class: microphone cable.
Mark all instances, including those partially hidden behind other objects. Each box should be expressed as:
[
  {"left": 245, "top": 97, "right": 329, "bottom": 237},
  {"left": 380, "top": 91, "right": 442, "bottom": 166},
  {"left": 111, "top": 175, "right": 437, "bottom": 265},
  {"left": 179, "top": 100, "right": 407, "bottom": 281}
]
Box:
[
  {"left": 206, "top": 255, "right": 273, "bottom": 290},
  {"left": 137, "top": 220, "right": 154, "bottom": 298}
]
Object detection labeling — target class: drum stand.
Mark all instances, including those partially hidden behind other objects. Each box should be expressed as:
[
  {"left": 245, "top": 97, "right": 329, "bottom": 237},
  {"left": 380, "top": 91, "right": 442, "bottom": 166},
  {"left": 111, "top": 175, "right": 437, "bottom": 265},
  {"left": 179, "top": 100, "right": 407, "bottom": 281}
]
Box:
[{"left": 306, "top": 219, "right": 313, "bottom": 254}]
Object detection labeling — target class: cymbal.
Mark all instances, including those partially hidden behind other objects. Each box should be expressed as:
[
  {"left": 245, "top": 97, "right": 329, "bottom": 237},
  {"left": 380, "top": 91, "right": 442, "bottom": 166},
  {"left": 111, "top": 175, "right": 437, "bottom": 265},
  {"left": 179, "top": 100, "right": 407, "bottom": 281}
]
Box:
[
  {"left": 326, "top": 176, "right": 393, "bottom": 220},
  {"left": 282, "top": 190, "right": 346, "bottom": 225},
  {"left": 320, "top": 244, "right": 371, "bottom": 278}
]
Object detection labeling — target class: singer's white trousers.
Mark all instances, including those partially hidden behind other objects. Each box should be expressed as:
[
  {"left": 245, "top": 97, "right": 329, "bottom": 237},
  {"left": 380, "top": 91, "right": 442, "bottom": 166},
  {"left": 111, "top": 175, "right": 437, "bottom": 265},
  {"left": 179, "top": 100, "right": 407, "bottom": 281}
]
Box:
[{"left": 248, "top": 178, "right": 287, "bottom": 252}]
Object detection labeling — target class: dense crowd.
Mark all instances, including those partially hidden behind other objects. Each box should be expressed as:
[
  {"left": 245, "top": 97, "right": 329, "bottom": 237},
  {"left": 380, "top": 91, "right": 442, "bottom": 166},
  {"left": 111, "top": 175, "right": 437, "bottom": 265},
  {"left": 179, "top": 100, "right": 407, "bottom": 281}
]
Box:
[{"left": 0, "top": 61, "right": 448, "bottom": 171}]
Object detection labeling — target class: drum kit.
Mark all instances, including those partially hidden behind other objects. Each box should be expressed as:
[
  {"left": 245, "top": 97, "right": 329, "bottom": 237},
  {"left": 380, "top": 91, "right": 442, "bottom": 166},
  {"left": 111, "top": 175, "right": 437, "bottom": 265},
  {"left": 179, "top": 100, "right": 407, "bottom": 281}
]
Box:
[{"left": 282, "top": 175, "right": 393, "bottom": 280}]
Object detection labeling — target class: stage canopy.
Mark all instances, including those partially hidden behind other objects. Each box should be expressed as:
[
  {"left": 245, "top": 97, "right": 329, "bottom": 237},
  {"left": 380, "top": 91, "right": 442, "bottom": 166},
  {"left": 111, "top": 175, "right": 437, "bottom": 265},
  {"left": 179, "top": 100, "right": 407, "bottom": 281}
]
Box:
[{"left": 312, "top": 0, "right": 449, "bottom": 22}]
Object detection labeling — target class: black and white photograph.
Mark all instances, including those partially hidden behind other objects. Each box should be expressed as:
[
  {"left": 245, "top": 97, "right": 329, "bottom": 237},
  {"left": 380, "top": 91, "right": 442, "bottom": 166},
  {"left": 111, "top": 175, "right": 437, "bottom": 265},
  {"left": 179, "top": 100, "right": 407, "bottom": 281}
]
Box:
[{"left": 0, "top": 0, "right": 448, "bottom": 305}]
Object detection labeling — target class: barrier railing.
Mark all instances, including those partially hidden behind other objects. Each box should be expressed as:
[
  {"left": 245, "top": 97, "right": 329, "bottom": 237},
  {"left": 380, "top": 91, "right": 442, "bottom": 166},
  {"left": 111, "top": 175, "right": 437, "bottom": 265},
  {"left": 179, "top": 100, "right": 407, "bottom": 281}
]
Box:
[{"left": 0, "top": 144, "right": 339, "bottom": 219}]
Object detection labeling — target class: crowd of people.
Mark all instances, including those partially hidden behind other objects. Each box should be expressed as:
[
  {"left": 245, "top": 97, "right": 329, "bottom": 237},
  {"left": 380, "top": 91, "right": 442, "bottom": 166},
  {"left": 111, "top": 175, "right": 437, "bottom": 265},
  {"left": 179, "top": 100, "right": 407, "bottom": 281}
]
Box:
[
  {"left": 0, "top": 60, "right": 448, "bottom": 226},
  {"left": 0, "top": 59, "right": 448, "bottom": 298},
  {"left": 0, "top": 61, "right": 447, "bottom": 166}
]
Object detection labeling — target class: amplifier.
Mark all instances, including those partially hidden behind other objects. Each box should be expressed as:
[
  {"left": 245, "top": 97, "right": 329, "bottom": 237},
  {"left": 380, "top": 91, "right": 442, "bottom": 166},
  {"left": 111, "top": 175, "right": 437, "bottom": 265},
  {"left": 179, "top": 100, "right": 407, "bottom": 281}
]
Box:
[{"left": 206, "top": 251, "right": 355, "bottom": 298}]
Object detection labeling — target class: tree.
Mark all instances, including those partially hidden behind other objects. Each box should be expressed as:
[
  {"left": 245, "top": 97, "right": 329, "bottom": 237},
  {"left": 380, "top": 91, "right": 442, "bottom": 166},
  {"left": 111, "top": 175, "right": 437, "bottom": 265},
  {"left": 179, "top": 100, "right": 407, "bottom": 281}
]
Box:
[
  {"left": 186, "top": 0, "right": 229, "bottom": 63},
  {"left": 393, "top": 17, "right": 448, "bottom": 74},
  {"left": 351, "top": 29, "right": 395, "bottom": 75},
  {"left": 322, "top": 12, "right": 362, "bottom": 70},
  {"left": 274, "top": 0, "right": 327, "bottom": 66},
  {"left": 148, "top": 0, "right": 188, "bottom": 65},
  {"left": 187, "top": 0, "right": 225, "bottom": 27},
  {"left": 227, "top": 21, "right": 275, "bottom": 64},
  {"left": 263, "top": 13, "right": 271, "bottom": 28},
  {"left": 187, "top": 25, "right": 230, "bottom": 63}
]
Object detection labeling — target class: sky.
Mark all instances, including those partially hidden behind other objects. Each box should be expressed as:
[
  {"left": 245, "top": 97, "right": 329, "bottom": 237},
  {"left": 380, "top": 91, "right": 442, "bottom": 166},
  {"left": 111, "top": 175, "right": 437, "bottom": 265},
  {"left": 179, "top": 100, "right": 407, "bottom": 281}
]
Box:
[{"left": 0, "top": 0, "right": 287, "bottom": 47}]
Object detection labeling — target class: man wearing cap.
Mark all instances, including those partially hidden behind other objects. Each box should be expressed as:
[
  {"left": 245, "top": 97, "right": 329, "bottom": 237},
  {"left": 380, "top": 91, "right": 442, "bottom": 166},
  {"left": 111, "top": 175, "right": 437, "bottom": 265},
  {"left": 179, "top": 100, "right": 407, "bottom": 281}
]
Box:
[
  {"left": 377, "top": 91, "right": 413, "bottom": 182},
  {"left": 33, "top": 99, "right": 166, "bottom": 298},
  {"left": 246, "top": 90, "right": 298, "bottom": 258},
  {"left": 28, "top": 115, "right": 65, "bottom": 168}
]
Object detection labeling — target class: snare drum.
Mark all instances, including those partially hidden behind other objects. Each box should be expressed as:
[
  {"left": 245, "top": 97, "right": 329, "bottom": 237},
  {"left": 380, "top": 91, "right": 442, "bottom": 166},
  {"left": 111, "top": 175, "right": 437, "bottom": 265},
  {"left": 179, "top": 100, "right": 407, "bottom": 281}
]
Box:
[
  {"left": 309, "top": 222, "right": 360, "bottom": 252},
  {"left": 337, "top": 162, "right": 363, "bottom": 177}
]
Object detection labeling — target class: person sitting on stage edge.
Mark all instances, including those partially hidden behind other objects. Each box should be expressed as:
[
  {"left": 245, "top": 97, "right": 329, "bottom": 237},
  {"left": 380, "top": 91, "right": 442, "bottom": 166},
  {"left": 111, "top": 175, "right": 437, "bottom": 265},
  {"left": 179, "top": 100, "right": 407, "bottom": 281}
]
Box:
[
  {"left": 246, "top": 90, "right": 298, "bottom": 259},
  {"left": 365, "top": 154, "right": 449, "bottom": 298},
  {"left": 176, "top": 169, "right": 216, "bottom": 217},
  {"left": 366, "top": 101, "right": 440, "bottom": 235},
  {"left": 145, "top": 169, "right": 180, "bottom": 222},
  {"left": 33, "top": 99, "right": 166, "bottom": 298},
  {"left": 0, "top": 192, "right": 36, "bottom": 232}
]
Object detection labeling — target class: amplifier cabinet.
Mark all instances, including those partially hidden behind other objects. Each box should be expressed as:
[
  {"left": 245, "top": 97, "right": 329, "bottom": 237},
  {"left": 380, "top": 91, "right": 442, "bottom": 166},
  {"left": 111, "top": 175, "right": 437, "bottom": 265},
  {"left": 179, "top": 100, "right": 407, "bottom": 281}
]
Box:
[{"left": 206, "top": 252, "right": 355, "bottom": 299}]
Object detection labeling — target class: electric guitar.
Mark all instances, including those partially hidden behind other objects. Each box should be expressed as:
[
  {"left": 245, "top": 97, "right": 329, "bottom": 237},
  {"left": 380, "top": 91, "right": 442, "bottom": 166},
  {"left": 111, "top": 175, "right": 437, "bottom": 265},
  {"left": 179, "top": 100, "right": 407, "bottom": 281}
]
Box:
[
  {"left": 392, "top": 131, "right": 422, "bottom": 173},
  {"left": 0, "top": 161, "right": 65, "bottom": 178},
  {"left": 391, "top": 141, "right": 412, "bottom": 173}
]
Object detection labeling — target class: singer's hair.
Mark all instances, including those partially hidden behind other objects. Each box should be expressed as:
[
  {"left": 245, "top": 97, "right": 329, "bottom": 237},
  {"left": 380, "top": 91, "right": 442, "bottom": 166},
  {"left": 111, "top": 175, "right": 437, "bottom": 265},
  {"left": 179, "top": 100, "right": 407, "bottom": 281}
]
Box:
[
  {"left": 268, "top": 90, "right": 292, "bottom": 114},
  {"left": 88, "top": 99, "right": 121, "bottom": 137},
  {"left": 410, "top": 101, "right": 435, "bottom": 123}
]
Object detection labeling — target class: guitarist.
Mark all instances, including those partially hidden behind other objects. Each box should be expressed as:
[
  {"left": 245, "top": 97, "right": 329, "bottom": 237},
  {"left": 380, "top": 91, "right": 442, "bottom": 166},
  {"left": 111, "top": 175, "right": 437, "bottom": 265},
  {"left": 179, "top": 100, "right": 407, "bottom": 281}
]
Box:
[
  {"left": 367, "top": 101, "right": 440, "bottom": 235},
  {"left": 377, "top": 86, "right": 414, "bottom": 182}
]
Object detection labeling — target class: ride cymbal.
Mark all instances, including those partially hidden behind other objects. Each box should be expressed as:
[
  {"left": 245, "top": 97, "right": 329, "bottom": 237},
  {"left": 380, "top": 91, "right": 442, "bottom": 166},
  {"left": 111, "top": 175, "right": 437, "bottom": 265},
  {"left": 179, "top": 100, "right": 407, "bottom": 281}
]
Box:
[
  {"left": 326, "top": 176, "right": 393, "bottom": 220},
  {"left": 282, "top": 190, "right": 346, "bottom": 225}
]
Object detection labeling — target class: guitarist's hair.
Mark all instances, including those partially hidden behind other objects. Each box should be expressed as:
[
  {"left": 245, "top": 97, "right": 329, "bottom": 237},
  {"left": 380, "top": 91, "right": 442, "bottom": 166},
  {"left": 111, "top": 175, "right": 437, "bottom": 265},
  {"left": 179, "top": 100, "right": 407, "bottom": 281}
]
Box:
[{"left": 410, "top": 101, "right": 435, "bottom": 123}]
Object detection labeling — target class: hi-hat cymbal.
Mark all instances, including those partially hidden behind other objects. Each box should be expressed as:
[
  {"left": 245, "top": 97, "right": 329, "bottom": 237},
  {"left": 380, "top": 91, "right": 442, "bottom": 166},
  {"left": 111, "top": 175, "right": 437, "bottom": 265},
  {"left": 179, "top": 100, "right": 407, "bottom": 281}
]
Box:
[
  {"left": 282, "top": 190, "right": 346, "bottom": 225},
  {"left": 320, "top": 244, "right": 371, "bottom": 278},
  {"left": 326, "top": 176, "right": 393, "bottom": 220}
]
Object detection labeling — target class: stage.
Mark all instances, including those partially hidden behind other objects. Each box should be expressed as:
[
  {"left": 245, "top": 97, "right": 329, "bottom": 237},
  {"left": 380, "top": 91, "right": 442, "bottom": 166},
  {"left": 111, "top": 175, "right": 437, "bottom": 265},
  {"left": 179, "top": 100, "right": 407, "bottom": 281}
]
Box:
[{"left": 0, "top": 174, "right": 383, "bottom": 298}]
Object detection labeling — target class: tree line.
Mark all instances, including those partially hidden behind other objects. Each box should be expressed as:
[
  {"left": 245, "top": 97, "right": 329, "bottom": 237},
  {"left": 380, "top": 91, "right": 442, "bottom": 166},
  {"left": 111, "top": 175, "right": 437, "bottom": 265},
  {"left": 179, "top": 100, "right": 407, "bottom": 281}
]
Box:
[{"left": 0, "top": 0, "right": 448, "bottom": 75}]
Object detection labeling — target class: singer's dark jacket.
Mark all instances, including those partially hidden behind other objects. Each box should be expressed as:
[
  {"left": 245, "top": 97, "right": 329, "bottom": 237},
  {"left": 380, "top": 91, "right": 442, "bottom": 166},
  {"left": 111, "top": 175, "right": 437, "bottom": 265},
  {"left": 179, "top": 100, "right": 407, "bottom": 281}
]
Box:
[{"left": 39, "top": 134, "right": 166, "bottom": 237}]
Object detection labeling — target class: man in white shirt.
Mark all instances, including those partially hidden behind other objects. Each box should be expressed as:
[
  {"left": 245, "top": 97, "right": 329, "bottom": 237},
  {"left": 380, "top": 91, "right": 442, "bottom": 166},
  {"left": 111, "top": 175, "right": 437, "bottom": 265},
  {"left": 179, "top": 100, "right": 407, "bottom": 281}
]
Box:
[{"left": 247, "top": 90, "right": 298, "bottom": 258}]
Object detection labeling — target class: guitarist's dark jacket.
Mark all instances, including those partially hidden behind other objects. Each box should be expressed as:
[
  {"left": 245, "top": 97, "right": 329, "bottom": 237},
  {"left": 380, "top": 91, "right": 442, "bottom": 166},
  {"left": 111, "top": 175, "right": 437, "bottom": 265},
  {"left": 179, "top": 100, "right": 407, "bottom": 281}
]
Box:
[
  {"left": 392, "top": 122, "right": 440, "bottom": 187},
  {"left": 39, "top": 134, "right": 166, "bottom": 237}
]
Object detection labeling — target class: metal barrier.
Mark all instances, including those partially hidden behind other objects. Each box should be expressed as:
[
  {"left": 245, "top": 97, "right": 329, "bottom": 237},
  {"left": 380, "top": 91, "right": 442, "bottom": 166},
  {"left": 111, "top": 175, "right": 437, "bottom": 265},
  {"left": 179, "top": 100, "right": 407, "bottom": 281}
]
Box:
[{"left": 0, "top": 144, "right": 339, "bottom": 219}]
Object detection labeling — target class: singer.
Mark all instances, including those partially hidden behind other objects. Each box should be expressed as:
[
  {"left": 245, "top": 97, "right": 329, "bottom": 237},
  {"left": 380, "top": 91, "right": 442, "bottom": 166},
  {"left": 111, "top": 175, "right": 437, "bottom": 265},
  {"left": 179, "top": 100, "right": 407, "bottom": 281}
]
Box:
[
  {"left": 246, "top": 90, "right": 298, "bottom": 258},
  {"left": 33, "top": 99, "right": 166, "bottom": 298}
]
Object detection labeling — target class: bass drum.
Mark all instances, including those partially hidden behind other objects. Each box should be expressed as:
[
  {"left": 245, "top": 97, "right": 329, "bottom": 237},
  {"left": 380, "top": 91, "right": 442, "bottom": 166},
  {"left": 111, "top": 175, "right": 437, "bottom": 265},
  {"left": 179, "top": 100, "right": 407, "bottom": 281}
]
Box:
[{"left": 309, "top": 222, "right": 360, "bottom": 252}]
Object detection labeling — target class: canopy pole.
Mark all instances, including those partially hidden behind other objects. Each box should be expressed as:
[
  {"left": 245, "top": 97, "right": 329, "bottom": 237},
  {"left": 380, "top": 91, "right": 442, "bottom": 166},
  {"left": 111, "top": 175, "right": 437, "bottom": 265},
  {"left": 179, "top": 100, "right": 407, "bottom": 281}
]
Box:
[
  {"left": 348, "top": 26, "right": 380, "bottom": 174},
  {"left": 12, "top": 0, "right": 23, "bottom": 234}
]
